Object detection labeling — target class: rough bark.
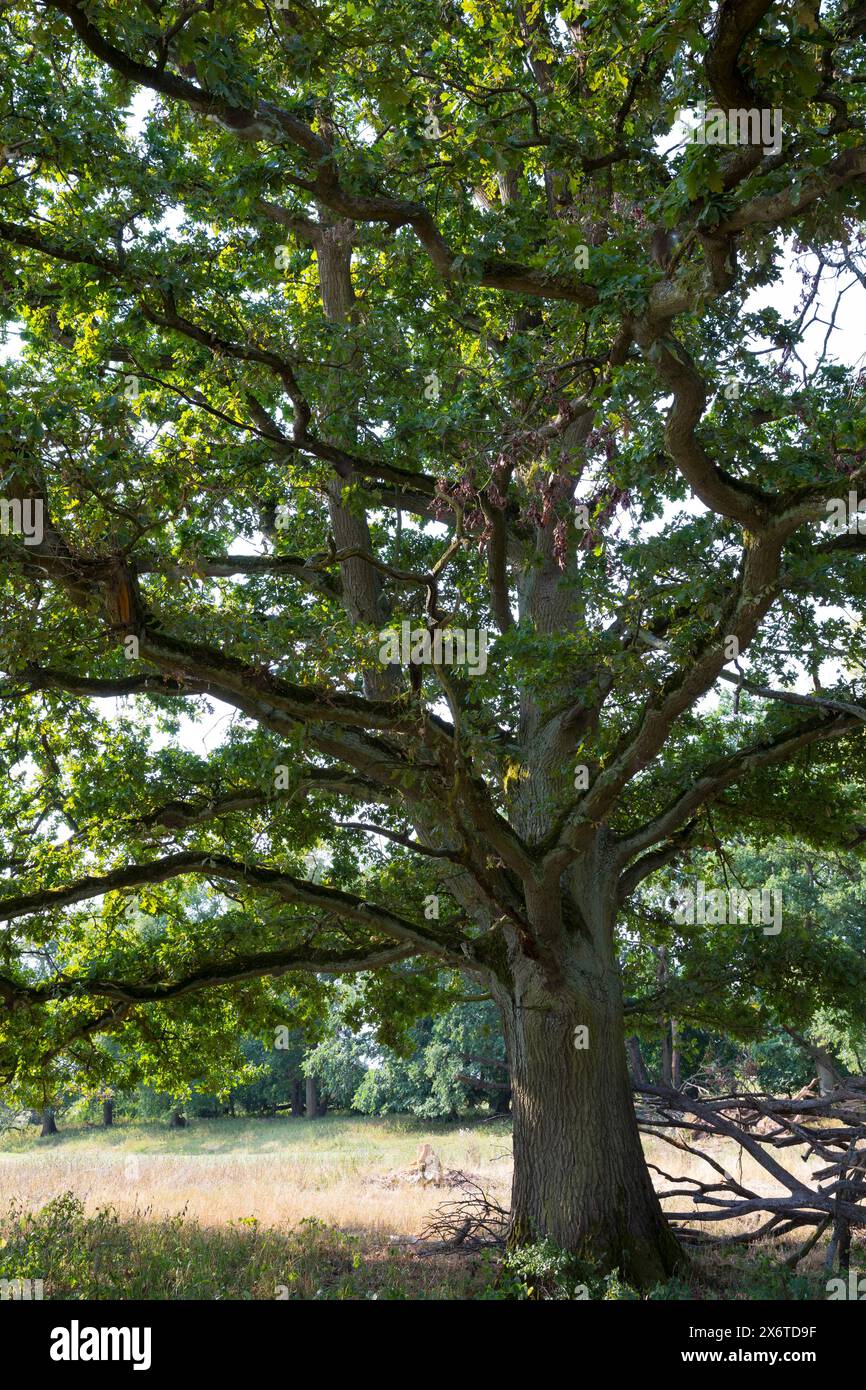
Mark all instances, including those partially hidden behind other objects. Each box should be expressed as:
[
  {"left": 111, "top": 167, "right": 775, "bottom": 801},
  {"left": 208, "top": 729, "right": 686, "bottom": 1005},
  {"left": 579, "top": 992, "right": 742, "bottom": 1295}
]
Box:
[
  {"left": 40, "top": 1107, "right": 57, "bottom": 1136},
  {"left": 495, "top": 868, "right": 683, "bottom": 1286},
  {"left": 102, "top": 1098, "right": 114, "bottom": 1127}
]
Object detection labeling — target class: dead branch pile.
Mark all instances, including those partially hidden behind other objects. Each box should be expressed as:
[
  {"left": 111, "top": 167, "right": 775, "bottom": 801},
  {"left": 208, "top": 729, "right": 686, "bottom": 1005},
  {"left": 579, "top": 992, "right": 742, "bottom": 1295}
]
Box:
[
  {"left": 636, "top": 1077, "right": 866, "bottom": 1268},
  {"left": 364, "top": 1166, "right": 479, "bottom": 1191},
  {"left": 365, "top": 1142, "right": 479, "bottom": 1192},
  {"left": 417, "top": 1180, "right": 509, "bottom": 1251}
]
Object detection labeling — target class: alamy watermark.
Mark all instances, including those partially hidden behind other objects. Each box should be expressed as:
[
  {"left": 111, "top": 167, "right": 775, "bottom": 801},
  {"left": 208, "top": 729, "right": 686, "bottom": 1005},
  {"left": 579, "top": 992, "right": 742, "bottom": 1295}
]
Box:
[
  {"left": 0, "top": 497, "right": 43, "bottom": 546},
  {"left": 378, "top": 620, "right": 488, "bottom": 676},
  {"left": 827, "top": 1270, "right": 866, "bottom": 1300},
  {"left": 685, "top": 101, "right": 783, "bottom": 157},
  {"left": 50, "top": 1321, "right": 152, "bottom": 1371},
  {"left": 0, "top": 1277, "right": 43, "bottom": 1300},
  {"left": 826, "top": 492, "right": 866, "bottom": 534},
  {"left": 666, "top": 880, "right": 782, "bottom": 935}
]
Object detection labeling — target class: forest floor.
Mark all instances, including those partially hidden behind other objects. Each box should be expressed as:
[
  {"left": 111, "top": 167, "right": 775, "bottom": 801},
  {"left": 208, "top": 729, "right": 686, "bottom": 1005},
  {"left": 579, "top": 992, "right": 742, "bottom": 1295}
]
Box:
[{"left": 0, "top": 1114, "right": 859, "bottom": 1299}]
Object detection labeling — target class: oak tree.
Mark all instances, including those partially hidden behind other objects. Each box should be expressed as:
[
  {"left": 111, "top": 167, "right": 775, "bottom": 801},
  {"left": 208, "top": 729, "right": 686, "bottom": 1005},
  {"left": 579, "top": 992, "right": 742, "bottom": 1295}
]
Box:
[{"left": 1, "top": 0, "right": 865, "bottom": 1282}]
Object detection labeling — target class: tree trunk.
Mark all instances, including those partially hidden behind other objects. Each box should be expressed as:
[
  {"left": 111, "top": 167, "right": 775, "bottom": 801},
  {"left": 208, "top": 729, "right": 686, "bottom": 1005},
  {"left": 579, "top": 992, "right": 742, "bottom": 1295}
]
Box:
[
  {"left": 291, "top": 1078, "right": 303, "bottom": 1116},
  {"left": 499, "top": 895, "right": 683, "bottom": 1288},
  {"left": 305, "top": 1074, "right": 317, "bottom": 1119},
  {"left": 40, "top": 1107, "right": 57, "bottom": 1136},
  {"left": 490, "top": 1082, "right": 512, "bottom": 1115},
  {"left": 102, "top": 1098, "right": 114, "bottom": 1127},
  {"left": 812, "top": 1047, "right": 842, "bottom": 1097},
  {"left": 671, "top": 1018, "right": 682, "bottom": 1092},
  {"left": 656, "top": 948, "right": 674, "bottom": 1087},
  {"left": 626, "top": 1035, "right": 649, "bottom": 1086}
]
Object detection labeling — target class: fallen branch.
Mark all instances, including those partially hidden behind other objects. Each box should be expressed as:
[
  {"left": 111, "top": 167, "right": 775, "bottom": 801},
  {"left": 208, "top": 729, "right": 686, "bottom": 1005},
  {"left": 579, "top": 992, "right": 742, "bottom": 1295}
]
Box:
[{"left": 635, "top": 1078, "right": 866, "bottom": 1262}]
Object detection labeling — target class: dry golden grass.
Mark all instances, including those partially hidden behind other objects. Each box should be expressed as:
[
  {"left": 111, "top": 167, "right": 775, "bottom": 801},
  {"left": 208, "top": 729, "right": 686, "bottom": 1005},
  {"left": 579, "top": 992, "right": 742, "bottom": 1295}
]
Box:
[
  {"left": 1, "top": 1114, "right": 854, "bottom": 1298},
  {"left": 0, "top": 1114, "right": 846, "bottom": 1251},
  {"left": 0, "top": 1115, "right": 513, "bottom": 1237}
]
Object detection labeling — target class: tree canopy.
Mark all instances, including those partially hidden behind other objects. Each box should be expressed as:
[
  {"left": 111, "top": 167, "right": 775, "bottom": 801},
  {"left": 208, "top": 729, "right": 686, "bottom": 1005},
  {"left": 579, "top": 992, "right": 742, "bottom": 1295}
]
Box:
[{"left": 1, "top": 0, "right": 865, "bottom": 1277}]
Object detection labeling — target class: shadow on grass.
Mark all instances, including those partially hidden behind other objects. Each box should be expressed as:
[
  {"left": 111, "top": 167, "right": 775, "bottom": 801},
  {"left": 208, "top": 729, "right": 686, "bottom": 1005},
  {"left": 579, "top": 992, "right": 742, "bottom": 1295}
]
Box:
[{"left": 0, "top": 1192, "right": 497, "bottom": 1300}]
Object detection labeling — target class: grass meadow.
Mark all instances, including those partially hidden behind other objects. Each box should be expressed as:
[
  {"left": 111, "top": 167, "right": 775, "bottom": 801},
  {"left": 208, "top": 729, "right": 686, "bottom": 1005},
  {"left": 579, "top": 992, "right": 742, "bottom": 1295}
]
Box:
[{"left": 0, "top": 1114, "right": 857, "bottom": 1299}]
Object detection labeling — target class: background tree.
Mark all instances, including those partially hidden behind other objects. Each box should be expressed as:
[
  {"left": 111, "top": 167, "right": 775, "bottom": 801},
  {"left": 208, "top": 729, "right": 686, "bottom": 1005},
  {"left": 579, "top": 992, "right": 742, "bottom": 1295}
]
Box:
[
  {"left": 623, "top": 831, "right": 866, "bottom": 1088},
  {"left": 307, "top": 991, "right": 508, "bottom": 1117},
  {"left": 0, "top": 0, "right": 865, "bottom": 1282}
]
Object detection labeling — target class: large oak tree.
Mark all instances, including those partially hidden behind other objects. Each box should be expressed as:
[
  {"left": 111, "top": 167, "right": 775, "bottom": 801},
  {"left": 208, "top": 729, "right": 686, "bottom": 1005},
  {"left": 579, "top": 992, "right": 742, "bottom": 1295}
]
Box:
[{"left": 1, "top": 0, "right": 865, "bottom": 1283}]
